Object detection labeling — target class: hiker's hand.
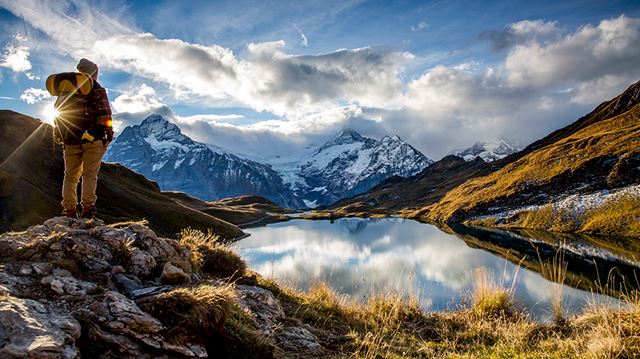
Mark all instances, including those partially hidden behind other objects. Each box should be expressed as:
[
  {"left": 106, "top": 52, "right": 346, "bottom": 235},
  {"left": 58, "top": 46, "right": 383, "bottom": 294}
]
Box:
[{"left": 106, "top": 127, "right": 114, "bottom": 143}]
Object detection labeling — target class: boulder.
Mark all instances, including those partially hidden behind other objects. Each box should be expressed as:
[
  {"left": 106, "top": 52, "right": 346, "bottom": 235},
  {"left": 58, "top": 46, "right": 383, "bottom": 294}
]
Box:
[
  {"left": 0, "top": 295, "right": 81, "bottom": 359},
  {"left": 160, "top": 262, "right": 191, "bottom": 285},
  {"left": 237, "top": 285, "right": 285, "bottom": 336}
]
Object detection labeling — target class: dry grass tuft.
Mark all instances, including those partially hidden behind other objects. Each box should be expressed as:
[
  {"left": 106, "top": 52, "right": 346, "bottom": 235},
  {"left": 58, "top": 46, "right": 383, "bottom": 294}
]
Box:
[
  {"left": 201, "top": 246, "right": 246, "bottom": 280},
  {"left": 138, "top": 283, "right": 237, "bottom": 344},
  {"left": 179, "top": 228, "right": 246, "bottom": 279},
  {"left": 538, "top": 247, "right": 568, "bottom": 323},
  {"left": 471, "top": 267, "right": 515, "bottom": 318}
]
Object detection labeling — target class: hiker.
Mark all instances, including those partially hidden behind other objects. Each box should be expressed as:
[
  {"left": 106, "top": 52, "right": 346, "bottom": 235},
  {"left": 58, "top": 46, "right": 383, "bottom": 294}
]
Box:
[{"left": 51, "top": 58, "right": 114, "bottom": 219}]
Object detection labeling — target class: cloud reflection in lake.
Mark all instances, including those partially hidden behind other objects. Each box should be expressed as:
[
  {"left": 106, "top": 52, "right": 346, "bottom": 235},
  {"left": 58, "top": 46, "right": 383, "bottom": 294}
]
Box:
[{"left": 234, "top": 218, "right": 621, "bottom": 320}]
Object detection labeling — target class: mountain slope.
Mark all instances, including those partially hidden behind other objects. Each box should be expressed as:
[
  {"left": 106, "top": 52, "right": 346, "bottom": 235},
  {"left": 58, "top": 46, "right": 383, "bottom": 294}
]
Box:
[
  {"left": 331, "top": 80, "right": 640, "bottom": 238},
  {"left": 421, "top": 81, "right": 640, "bottom": 237},
  {"left": 104, "top": 115, "right": 306, "bottom": 209},
  {"left": 0, "top": 110, "right": 244, "bottom": 239},
  {"left": 270, "top": 129, "right": 433, "bottom": 206},
  {"left": 329, "top": 156, "right": 490, "bottom": 215}
]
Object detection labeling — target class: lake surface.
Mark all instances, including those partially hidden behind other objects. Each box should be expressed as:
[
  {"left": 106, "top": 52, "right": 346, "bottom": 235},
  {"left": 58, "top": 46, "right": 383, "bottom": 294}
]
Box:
[{"left": 234, "top": 218, "right": 639, "bottom": 321}]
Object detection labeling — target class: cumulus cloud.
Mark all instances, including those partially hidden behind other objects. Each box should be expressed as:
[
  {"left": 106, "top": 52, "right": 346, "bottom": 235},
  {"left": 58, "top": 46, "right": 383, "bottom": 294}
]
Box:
[
  {"left": 20, "top": 87, "right": 49, "bottom": 104},
  {"left": 243, "top": 42, "right": 413, "bottom": 115},
  {"left": 480, "top": 19, "right": 559, "bottom": 51},
  {"left": 0, "top": 43, "right": 32, "bottom": 73},
  {"left": 505, "top": 15, "right": 640, "bottom": 88}
]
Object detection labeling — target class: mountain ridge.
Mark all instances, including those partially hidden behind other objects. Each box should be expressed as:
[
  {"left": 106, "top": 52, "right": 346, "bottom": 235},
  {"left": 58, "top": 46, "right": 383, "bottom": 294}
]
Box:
[
  {"left": 104, "top": 115, "right": 307, "bottom": 209},
  {"left": 108, "top": 117, "right": 433, "bottom": 208}
]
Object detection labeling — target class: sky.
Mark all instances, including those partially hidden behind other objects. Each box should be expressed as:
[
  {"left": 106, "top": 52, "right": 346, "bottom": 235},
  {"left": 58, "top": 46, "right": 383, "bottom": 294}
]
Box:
[{"left": 1, "top": 0, "right": 639, "bottom": 159}]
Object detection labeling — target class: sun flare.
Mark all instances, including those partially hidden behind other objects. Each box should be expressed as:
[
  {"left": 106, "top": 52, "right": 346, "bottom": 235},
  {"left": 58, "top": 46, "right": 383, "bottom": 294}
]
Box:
[{"left": 41, "top": 104, "right": 58, "bottom": 126}]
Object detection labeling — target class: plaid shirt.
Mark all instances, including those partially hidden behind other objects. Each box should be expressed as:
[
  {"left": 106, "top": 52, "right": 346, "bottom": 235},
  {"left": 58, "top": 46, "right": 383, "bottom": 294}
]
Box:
[{"left": 89, "top": 82, "right": 112, "bottom": 127}]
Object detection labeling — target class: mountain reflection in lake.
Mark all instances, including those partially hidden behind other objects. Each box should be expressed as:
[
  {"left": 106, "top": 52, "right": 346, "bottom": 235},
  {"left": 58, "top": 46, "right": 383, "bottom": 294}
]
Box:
[{"left": 233, "top": 218, "right": 639, "bottom": 321}]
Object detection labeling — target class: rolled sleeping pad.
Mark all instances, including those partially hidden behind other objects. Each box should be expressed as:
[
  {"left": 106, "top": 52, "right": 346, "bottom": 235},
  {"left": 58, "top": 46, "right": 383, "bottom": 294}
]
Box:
[{"left": 45, "top": 72, "right": 94, "bottom": 96}]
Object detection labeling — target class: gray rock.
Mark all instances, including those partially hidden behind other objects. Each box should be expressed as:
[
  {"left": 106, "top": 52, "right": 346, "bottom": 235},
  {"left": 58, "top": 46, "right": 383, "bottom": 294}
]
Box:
[
  {"left": 0, "top": 295, "right": 80, "bottom": 359},
  {"left": 18, "top": 265, "right": 33, "bottom": 276},
  {"left": 237, "top": 285, "right": 285, "bottom": 335},
  {"left": 160, "top": 262, "right": 191, "bottom": 285},
  {"left": 115, "top": 273, "right": 143, "bottom": 297},
  {"left": 79, "top": 291, "right": 167, "bottom": 356},
  {"left": 130, "top": 286, "right": 171, "bottom": 300},
  {"left": 0, "top": 271, "right": 21, "bottom": 295},
  {"left": 32, "top": 262, "right": 53, "bottom": 275},
  {"left": 278, "top": 326, "right": 322, "bottom": 350},
  {"left": 41, "top": 273, "right": 97, "bottom": 297}
]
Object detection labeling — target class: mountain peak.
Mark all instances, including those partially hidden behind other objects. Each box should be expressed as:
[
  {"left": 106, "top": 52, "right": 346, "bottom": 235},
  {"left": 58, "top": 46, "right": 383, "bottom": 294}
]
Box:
[
  {"left": 137, "top": 114, "right": 183, "bottom": 140},
  {"left": 451, "top": 139, "right": 521, "bottom": 162},
  {"left": 336, "top": 128, "right": 364, "bottom": 141},
  {"left": 140, "top": 114, "right": 168, "bottom": 125}
]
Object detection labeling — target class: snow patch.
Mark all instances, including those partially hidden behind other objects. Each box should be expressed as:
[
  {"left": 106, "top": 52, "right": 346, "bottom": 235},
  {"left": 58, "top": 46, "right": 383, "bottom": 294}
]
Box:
[{"left": 303, "top": 199, "right": 319, "bottom": 208}]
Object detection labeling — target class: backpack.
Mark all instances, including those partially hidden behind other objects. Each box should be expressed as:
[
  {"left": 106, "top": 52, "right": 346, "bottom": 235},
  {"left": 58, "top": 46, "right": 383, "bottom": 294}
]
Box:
[{"left": 45, "top": 72, "right": 94, "bottom": 145}]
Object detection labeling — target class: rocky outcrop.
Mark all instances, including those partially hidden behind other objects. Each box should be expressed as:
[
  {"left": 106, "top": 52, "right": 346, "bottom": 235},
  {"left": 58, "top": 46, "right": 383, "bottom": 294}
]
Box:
[{"left": 0, "top": 217, "right": 322, "bottom": 358}]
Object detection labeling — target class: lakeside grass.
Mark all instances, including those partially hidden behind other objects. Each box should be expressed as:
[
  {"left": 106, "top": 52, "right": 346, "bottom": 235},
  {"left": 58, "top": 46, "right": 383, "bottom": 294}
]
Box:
[
  {"left": 255, "top": 270, "right": 640, "bottom": 358},
  {"left": 174, "top": 229, "right": 640, "bottom": 358}
]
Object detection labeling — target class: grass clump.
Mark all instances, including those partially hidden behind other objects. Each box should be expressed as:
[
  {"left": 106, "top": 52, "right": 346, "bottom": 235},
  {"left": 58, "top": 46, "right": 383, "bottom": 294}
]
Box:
[
  {"left": 538, "top": 247, "right": 568, "bottom": 323},
  {"left": 180, "top": 228, "right": 246, "bottom": 279},
  {"left": 471, "top": 267, "right": 515, "bottom": 318},
  {"left": 138, "top": 283, "right": 237, "bottom": 344}
]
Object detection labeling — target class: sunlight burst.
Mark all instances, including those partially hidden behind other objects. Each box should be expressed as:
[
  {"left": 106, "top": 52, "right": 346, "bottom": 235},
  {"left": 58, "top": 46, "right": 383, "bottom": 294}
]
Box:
[{"left": 40, "top": 103, "right": 58, "bottom": 126}]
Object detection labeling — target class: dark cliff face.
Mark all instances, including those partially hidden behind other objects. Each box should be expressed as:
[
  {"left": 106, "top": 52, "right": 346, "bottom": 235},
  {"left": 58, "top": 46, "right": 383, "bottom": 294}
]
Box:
[
  {"left": 104, "top": 115, "right": 306, "bottom": 209},
  {"left": 0, "top": 110, "right": 244, "bottom": 238}
]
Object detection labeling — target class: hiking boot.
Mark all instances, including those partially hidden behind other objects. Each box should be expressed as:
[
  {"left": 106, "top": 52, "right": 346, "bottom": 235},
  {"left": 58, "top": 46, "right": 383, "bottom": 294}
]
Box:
[
  {"left": 81, "top": 205, "right": 97, "bottom": 219},
  {"left": 62, "top": 207, "right": 79, "bottom": 219}
]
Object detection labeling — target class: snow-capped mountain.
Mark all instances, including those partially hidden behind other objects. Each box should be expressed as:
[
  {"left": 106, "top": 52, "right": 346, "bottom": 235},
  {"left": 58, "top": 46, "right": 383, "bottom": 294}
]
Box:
[
  {"left": 106, "top": 116, "right": 432, "bottom": 209},
  {"left": 104, "top": 115, "right": 306, "bottom": 209},
  {"left": 269, "top": 129, "right": 434, "bottom": 207},
  {"left": 450, "top": 139, "right": 521, "bottom": 162}
]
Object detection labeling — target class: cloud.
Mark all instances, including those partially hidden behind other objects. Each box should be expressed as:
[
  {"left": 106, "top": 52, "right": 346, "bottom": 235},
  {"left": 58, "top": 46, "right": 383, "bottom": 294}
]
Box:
[
  {"left": 294, "top": 24, "right": 309, "bottom": 47},
  {"left": 0, "top": 43, "right": 32, "bottom": 73},
  {"left": 411, "top": 21, "right": 428, "bottom": 32},
  {"left": 19, "top": 87, "right": 49, "bottom": 104},
  {"left": 509, "top": 19, "right": 558, "bottom": 35},
  {"left": 505, "top": 15, "right": 640, "bottom": 88},
  {"left": 110, "top": 84, "right": 175, "bottom": 131},
  {"left": 95, "top": 32, "right": 412, "bottom": 116},
  {"left": 3, "top": 2, "right": 640, "bottom": 159},
  {"left": 480, "top": 19, "right": 559, "bottom": 51},
  {"left": 0, "top": 0, "right": 133, "bottom": 56}
]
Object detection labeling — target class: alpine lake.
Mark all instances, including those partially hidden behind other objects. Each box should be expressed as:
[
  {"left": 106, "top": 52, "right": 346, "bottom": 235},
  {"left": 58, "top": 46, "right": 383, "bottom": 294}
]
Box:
[{"left": 233, "top": 217, "right": 640, "bottom": 321}]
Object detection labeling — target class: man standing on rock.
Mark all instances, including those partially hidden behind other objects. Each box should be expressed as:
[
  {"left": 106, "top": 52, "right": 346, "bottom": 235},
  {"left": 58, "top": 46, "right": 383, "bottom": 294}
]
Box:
[{"left": 52, "top": 58, "right": 114, "bottom": 219}]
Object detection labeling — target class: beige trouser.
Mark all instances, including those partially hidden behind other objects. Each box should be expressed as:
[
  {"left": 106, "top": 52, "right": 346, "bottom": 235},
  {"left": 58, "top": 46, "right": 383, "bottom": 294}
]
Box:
[{"left": 61, "top": 141, "right": 107, "bottom": 211}]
